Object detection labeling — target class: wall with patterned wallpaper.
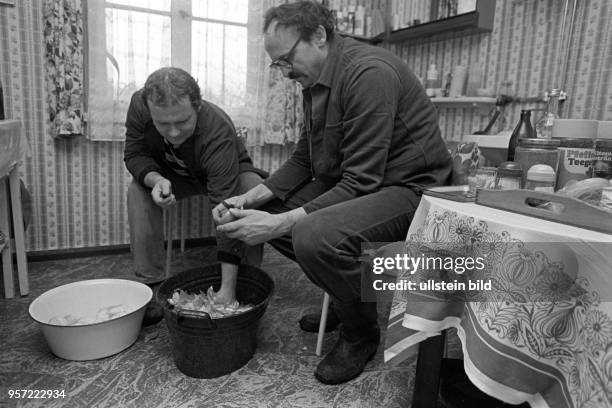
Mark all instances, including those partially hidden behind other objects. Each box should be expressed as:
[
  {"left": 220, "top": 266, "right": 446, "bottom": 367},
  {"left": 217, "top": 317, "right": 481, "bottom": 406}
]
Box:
[
  {"left": 0, "top": 1, "right": 294, "bottom": 252},
  {"left": 385, "top": 0, "right": 612, "bottom": 142},
  {"left": 1, "top": 0, "right": 611, "bottom": 252}
]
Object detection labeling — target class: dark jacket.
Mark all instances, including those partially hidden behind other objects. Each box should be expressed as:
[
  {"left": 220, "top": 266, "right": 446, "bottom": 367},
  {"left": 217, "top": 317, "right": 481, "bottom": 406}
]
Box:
[
  {"left": 124, "top": 90, "right": 267, "bottom": 264},
  {"left": 263, "top": 36, "right": 452, "bottom": 213}
]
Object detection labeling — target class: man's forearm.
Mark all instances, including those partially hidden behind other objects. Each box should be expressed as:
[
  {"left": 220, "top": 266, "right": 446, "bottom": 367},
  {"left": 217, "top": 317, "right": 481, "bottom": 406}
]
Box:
[
  {"left": 244, "top": 183, "right": 276, "bottom": 208},
  {"left": 143, "top": 171, "right": 166, "bottom": 189}
]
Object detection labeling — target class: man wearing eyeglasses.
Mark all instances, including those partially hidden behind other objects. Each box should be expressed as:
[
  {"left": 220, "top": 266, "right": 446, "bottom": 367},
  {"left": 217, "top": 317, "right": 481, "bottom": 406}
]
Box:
[{"left": 213, "top": 1, "right": 452, "bottom": 384}]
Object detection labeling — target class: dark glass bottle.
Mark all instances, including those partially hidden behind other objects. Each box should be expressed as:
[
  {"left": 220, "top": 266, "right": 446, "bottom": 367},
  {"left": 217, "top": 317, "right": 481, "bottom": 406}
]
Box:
[{"left": 507, "top": 109, "right": 534, "bottom": 161}]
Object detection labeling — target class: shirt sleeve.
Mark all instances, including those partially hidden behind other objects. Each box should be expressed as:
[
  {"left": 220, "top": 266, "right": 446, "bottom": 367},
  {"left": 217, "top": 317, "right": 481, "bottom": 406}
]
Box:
[
  {"left": 197, "top": 112, "right": 247, "bottom": 265},
  {"left": 302, "top": 60, "right": 400, "bottom": 213},
  {"left": 123, "top": 92, "right": 161, "bottom": 186},
  {"left": 262, "top": 127, "right": 313, "bottom": 201},
  {"left": 200, "top": 120, "right": 242, "bottom": 207}
]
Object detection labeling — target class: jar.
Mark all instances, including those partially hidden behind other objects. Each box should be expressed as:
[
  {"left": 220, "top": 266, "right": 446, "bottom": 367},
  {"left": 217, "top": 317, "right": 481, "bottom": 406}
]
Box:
[
  {"left": 466, "top": 167, "right": 497, "bottom": 197},
  {"left": 495, "top": 161, "right": 522, "bottom": 190},
  {"left": 514, "top": 138, "right": 560, "bottom": 186},
  {"left": 525, "top": 164, "right": 556, "bottom": 192},
  {"left": 593, "top": 139, "right": 612, "bottom": 179},
  {"left": 553, "top": 137, "right": 595, "bottom": 189}
]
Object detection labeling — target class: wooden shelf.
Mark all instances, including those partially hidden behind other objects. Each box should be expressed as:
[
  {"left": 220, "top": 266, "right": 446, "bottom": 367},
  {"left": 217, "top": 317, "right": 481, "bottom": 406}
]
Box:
[
  {"left": 430, "top": 97, "right": 497, "bottom": 112},
  {"left": 337, "top": 32, "right": 384, "bottom": 45},
  {"left": 386, "top": 0, "right": 495, "bottom": 43}
]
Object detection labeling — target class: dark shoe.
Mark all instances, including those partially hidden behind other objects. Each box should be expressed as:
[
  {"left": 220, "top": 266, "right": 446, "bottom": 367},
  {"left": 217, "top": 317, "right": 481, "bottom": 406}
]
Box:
[
  {"left": 299, "top": 307, "right": 340, "bottom": 333},
  {"left": 142, "top": 282, "right": 164, "bottom": 326},
  {"left": 142, "top": 300, "right": 163, "bottom": 326},
  {"left": 314, "top": 328, "right": 380, "bottom": 385}
]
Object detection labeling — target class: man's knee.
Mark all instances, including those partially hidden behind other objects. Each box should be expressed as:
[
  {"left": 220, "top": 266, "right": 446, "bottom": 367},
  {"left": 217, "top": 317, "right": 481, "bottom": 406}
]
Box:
[
  {"left": 293, "top": 215, "right": 327, "bottom": 260},
  {"left": 128, "top": 180, "right": 152, "bottom": 205}
]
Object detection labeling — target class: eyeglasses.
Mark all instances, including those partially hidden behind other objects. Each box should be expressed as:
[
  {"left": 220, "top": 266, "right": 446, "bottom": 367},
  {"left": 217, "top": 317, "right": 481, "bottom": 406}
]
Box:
[{"left": 269, "top": 37, "right": 301, "bottom": 70}]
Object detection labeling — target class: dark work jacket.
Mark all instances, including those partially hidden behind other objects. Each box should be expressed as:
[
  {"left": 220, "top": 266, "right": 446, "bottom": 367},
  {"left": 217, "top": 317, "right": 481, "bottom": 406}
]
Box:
[
  {"left": 124, "top": 90, "right": 267, "bottom": 264},
  {"left": 263, "top": 36, "right": 452, "bottom": 213}
]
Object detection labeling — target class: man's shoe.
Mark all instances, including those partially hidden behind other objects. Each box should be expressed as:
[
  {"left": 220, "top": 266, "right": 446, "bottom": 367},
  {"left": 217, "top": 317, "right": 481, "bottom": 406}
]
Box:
[
  {"left": 314, "top": 328, "right": 380, "bottom": 385},
  {"left": 299, "top": 308, "right": 340, "bottom": 333},
  {"left": 142, "top": 282, "right": 164, "bottom": 326},
  {"left": 142, "top": 300, "right": 163, "bottom": 326}
]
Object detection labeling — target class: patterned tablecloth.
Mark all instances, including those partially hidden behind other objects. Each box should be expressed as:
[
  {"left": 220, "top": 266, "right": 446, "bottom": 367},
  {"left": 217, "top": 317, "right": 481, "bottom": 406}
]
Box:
[{"left": 383, "top": 195, "right": 612, "bottom": 408}]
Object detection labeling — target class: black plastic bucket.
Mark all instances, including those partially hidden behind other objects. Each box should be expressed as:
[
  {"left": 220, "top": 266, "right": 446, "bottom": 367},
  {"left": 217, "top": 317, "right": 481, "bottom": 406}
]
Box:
[{"left": 156, "top": 264, "right": 274, "bottom": 378}]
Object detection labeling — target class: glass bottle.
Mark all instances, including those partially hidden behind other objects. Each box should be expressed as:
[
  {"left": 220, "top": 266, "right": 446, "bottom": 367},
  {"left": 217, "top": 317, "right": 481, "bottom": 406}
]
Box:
[
  {"left": 535, "top": 89, "right": 561, "bottom": 139},
  {"left": 507, "top": 109, "right": 534, "bottom": 161}
]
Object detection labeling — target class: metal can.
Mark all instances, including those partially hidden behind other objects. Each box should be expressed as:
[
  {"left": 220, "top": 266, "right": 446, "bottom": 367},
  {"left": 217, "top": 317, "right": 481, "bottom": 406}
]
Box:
[
  {"left": 554, "top": 137, "right": 595, "bottom": 188},
  {"left": 593, "top": 139, "right": 612, "bottom": 179}
]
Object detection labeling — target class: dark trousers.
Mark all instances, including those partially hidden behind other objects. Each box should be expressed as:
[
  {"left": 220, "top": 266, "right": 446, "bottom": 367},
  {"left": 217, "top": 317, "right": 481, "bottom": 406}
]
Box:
[{"left": 261, "top": 180, "right": 420, "bottom": 336}]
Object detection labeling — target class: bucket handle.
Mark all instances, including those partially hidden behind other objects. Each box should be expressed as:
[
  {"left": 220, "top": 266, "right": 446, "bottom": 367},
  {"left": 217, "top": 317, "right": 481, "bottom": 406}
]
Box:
[{"left": 176, "top": 309, "right": 217, "bottom": 329}]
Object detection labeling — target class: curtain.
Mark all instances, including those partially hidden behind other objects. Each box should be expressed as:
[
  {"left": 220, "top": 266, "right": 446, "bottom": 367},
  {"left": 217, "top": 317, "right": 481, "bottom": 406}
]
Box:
[
  {"left": 43, "top": 0, "right": 85, "bottom": 138},
  {"left": 86, "top": 0, "right": 171, "bottom": 141},
  {"left": 85, "top": 0, "right": 302, "bottom": 146},
  {"left": 244, "top": 0, "right": 302, "bottom": 146}
]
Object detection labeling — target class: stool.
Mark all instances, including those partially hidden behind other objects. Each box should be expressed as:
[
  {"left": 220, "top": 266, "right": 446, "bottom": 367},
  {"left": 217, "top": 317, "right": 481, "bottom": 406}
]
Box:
[
  {"left": 315, "top": 292, "right": 331, "bottom": 356},
  {"left": 163, "top": 201, "right": 189, "bottom": 278},
  {"left": 1, "top": 166, "right": 28, "bottom": 298}
]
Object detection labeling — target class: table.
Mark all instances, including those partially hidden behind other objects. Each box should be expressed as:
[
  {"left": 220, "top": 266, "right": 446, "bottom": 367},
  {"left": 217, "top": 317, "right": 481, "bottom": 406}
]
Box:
[
  {"left": 383, "top": 194, "right": 612, "bottom": 408},
  {"left": 0, "top": 120, "right": 28, "bottom": 298}
]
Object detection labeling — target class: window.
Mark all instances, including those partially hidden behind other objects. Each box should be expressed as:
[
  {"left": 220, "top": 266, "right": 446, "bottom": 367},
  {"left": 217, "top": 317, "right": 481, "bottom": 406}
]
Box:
[{"left": 86, "top": 0, "right": 251, "bottom": 141}]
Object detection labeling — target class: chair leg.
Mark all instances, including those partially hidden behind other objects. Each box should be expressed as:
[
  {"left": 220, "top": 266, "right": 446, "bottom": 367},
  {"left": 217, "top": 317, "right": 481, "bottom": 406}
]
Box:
[
  {"left": 316, "top": 292, "right": 331, "bottom": 356},
  {"left": 164, "top": 207, "right": 173, "bottom": 278},
  {"left": 180, "top": 200, "right": 187, "bottom": 253},
  {"left": 0, "top": 179, "right": 14, "bottom": 299}
]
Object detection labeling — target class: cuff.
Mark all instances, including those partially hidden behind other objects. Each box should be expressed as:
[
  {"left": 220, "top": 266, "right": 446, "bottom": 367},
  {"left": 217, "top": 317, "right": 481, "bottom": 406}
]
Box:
[{"left": 217, "top": 250, "right": 241, "bottom": 265}]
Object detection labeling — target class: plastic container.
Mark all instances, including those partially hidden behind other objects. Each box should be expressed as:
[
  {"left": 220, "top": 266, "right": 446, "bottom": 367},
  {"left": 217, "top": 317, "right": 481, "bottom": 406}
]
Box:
[
  {"left": 552, "top": 119, "right": 598, "bottom": 140},
  {"left": 593, "top": 139, "right": 612, "bottom": 179},
  {"left": 495, "top": 161, "right": 522, "bottom": 190},
  {"left": 514, "top": 138, "right": 560, "bottom": 186},
  {"left": 553, "top": 137, "right": 595, "bottom": 189},
  {"left": 449, "top": 65, "right": 467, "bottom": 97},
  {"left": 157, "top": 265, "right": 274, "bottom": 378},
  {"left": 597, "top": 121, "right": 612, "bottom": 139},
  {"left": 354, "top": 5, "right": 365, "bottom": 36},
  {"left": 426, "top": 64, "right": 440, "bottom": 97},
  {"left": 525, "top": 164, "right": 556, "bottom": 192}
]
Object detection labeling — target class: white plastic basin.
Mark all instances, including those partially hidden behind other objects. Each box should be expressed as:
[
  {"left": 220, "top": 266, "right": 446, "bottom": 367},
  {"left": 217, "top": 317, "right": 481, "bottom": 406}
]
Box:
[{"left": 29, "top": 279, "right": 152, "bottom": 361}]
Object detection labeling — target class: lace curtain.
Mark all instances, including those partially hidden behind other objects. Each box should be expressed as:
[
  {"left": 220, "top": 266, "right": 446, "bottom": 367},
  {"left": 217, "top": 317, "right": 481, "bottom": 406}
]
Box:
[
  {"left": 86, "top": 0, "right": 302, "bottom": 146},
  {"left": 43, "top": 0, "right": 85, "bottom": 138}
]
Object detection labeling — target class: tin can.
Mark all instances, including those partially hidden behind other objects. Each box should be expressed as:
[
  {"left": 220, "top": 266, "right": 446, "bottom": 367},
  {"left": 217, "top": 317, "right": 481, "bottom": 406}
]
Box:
[
  {"left": 554, "top": 138, "right": 595, "bottom": 188},
  {"left": 593, "top": 139, "right": 612, "bottom": 179}
]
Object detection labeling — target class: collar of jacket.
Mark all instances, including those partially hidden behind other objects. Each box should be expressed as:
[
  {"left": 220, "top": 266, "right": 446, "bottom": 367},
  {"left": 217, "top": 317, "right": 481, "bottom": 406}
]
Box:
[{"left": 311, "top": 35, "right": 343, "bottom": 89}]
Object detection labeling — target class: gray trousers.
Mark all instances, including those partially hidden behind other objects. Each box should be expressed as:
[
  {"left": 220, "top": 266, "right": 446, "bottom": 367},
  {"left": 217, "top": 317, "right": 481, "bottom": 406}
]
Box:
[{"left": 127, "top": 172, "right": 264, "bottom": 283}]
